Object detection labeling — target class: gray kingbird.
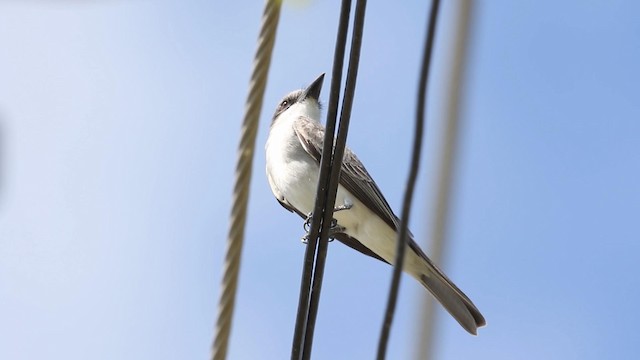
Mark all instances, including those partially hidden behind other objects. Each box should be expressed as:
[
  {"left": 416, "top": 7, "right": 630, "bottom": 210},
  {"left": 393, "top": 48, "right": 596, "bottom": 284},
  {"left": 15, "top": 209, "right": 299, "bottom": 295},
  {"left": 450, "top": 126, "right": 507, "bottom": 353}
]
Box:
[{"left": 265, "top": 74, "right": 486, "bottom": 334}]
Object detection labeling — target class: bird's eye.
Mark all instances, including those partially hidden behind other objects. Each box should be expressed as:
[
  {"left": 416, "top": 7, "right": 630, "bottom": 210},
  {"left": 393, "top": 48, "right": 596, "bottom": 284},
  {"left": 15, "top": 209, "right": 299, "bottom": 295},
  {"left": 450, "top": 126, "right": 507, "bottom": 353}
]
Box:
[{"left": 281, "top": 100, "right": 288, "bottom": 107}]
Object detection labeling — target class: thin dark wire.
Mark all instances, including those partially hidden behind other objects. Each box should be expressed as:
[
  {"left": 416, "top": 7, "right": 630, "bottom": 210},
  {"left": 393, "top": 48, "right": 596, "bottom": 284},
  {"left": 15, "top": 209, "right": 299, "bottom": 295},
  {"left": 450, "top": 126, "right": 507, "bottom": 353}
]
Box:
[
  {"left": 376, "top": 1, "right": 441, "bottom": 359},
  {"left": 301, "top": 0, "right": 367, "bottom": 359},
  {"left": 290, "top": 0, "right": 352, "bottom": 358}
]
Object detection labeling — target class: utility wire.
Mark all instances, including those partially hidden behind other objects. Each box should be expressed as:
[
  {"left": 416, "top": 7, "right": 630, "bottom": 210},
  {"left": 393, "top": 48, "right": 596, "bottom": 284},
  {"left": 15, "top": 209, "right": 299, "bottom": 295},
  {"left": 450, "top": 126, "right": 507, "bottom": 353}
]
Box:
[
  {"left": 290, "top": 0, "right": 352, "bottom": 358},
  {"left": 416, "top": 2, "right": 474, "bottom": 359},
  {"left": 291, "top": 0, "right": 370, "bottom": 358},
  {"left": 301, "top": 0, "right": 367, "bottom": 359},
  {"left": 211, "top": 1, "right": 281, "bottom": 359},
  {"left": 376, "top": 1, "right": 441, "bottom": 359}
]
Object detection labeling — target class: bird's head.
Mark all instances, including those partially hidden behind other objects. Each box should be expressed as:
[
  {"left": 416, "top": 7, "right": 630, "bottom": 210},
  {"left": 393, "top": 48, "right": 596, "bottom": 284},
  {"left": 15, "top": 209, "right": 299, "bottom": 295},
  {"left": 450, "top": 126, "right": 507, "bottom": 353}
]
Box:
[{"left": 272, "top": 73, "right": 325, "bottom": 124}]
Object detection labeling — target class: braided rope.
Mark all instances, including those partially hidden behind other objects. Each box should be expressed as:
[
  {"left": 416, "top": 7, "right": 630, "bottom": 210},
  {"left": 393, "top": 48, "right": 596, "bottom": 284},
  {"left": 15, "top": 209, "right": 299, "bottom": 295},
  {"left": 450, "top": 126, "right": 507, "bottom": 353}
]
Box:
[{"left": 211, "top": 1, "right": 281, "bottom": 359}]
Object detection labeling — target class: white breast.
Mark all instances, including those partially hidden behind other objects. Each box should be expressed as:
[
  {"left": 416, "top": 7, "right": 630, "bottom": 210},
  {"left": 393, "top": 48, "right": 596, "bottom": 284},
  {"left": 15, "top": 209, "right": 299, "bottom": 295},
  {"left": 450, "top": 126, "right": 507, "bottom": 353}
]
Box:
[{"left": 266, "top": 106, "right": 321, "bottom": 215}]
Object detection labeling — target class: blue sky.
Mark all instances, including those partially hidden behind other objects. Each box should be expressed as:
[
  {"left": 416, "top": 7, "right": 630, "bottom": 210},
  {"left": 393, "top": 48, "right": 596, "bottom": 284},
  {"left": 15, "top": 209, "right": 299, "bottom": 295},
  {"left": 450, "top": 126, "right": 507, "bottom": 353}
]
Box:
[{"left": 1, "top": 1, "right": 639, "bottom": 359}]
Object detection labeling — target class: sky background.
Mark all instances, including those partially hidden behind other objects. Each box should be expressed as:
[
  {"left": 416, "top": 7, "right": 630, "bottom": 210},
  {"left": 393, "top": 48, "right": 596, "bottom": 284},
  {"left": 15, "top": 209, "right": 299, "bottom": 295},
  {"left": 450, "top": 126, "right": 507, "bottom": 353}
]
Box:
[{"left": 1, "top": 0, "right": 639, "bottom": 359}]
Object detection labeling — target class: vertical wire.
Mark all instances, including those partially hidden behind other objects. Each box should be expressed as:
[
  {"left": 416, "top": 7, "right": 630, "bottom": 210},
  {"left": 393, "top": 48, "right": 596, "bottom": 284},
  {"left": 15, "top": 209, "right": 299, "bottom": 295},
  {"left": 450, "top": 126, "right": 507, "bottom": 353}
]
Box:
[
  {"left": 291, "top": 0, "right": 352, "bottom": 358},
  {"left": 211, "top": 1, "right": 281, "bottom": 359},
  {"left": 301, "top": 0, "right": 367, "bottom": 359},
  {"left": 415, "top": 2, "right": 474, "bottom": 359},
  {"left": 376, "top": 1, "right": 441, "bottom": 359}
]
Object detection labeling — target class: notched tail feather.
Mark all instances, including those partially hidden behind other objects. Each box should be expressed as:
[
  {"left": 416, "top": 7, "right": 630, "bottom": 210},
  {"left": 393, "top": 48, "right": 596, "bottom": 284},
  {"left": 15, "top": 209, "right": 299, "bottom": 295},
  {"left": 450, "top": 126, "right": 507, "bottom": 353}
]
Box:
[{"left": 420, "top": 274, "right": 486, "bottom": 335}]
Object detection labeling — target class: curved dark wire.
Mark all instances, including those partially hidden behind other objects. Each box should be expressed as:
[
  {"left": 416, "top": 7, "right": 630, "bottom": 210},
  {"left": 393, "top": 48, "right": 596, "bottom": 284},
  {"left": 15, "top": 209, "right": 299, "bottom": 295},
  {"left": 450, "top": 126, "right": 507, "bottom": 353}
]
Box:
[
  {"left": 301, "top": 0, "right": 367, "bottom": 359},
  {"left": 290, "top": 0, "right": 352, "bottom": 359},
  {"left": 376, "top": 1, "right": 441, "bottom": 359}
]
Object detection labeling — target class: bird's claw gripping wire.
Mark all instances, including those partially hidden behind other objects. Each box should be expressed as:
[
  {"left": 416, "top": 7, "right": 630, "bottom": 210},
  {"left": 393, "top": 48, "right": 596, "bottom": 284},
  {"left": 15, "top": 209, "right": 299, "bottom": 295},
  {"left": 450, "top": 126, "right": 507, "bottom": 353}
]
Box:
[
  {"left": 302, "top": 212, "right": 314, "bottom": 235},
  {"left": 300, "top": 203, "right": 353, "bottom": 243}
]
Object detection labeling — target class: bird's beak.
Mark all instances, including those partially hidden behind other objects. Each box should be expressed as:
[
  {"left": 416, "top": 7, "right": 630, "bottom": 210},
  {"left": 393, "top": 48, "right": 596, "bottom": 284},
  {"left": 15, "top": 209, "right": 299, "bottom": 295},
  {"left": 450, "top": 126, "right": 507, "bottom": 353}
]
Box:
[{"left": 300, "top": 73, "right": 325, "bottom": 102}]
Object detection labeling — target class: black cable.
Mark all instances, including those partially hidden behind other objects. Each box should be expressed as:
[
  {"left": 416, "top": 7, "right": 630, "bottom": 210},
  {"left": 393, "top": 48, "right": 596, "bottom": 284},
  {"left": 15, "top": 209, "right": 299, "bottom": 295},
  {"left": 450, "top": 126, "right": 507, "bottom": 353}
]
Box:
[
  {"left": 301, "top": 0, "right": 367, "bottom": 359},
  {"left": 290, "top": 0, "right": 352, "bottom": 359},
  {"left": 376, "top": 1, "right": 441, "bottom": 359}
]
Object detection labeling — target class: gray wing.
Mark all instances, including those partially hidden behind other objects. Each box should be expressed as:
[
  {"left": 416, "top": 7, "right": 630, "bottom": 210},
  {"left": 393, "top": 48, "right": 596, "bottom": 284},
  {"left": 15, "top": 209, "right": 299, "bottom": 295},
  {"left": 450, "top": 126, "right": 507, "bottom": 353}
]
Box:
[
  {"left": 293, "top": 116, "right": 430, "bottom": 262},
  {"left": 292, "top": 117, "right": 400, "bottom": 232}
]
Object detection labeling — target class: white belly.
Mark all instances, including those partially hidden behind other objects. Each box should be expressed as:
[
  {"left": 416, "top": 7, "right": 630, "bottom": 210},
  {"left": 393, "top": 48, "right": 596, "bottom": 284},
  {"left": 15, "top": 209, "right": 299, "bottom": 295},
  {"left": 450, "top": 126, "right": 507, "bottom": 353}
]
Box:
[{"left": 265, "top": 115, "right": 320, "bottom": 214}]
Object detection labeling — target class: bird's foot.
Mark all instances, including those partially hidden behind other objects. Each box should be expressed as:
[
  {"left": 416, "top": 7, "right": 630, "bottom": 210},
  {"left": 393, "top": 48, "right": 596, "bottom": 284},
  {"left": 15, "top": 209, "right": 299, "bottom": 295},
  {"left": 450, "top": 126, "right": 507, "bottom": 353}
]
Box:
[
  {"left": 326, "top": 203, "right": 350, "bottom": 241},
  {"left": 303, "top": 212, "right": 313, "bottom": 233},
  {"left": 303, "top": 202, "right": 352, "bottom": 232},
  {"left": 300, "top": 214, "right": 344, "bottom": 244},
  {"left": 301, "top": 212, "right": 313, "bottom": 243}
]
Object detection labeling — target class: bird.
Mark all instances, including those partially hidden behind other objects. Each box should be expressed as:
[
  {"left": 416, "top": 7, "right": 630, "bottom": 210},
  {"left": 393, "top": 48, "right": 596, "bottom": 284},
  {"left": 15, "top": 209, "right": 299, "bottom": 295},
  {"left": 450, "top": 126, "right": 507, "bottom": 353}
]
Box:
[{"left": 265, "top": 73, "right": 486, "bottom": 335}]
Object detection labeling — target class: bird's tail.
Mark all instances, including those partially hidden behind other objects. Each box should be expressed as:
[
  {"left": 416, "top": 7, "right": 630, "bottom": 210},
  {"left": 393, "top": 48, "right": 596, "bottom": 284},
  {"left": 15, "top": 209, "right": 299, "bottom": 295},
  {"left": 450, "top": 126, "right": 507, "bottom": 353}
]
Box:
[{"left": 417, "top": 257, "right": 486, "bottom": 335}]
